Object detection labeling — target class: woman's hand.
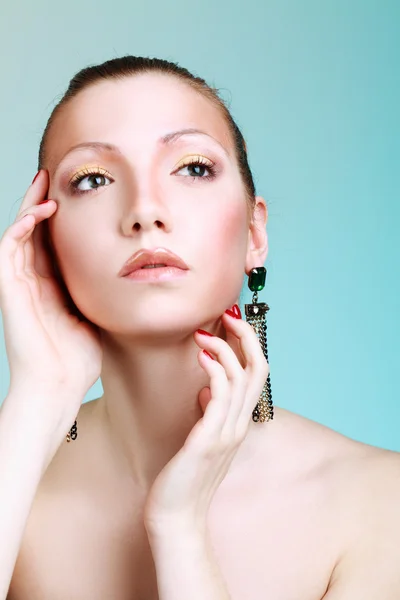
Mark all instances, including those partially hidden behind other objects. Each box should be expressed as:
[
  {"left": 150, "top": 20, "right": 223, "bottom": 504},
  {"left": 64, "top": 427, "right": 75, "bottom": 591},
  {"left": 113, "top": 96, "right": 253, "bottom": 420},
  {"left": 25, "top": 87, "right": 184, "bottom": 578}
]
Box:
[
  {"left": 0, "top": 170, "right": 103, "bottom": 460},
  {"left": 143, "top": 304, "right": 270, "bottom": 535}
]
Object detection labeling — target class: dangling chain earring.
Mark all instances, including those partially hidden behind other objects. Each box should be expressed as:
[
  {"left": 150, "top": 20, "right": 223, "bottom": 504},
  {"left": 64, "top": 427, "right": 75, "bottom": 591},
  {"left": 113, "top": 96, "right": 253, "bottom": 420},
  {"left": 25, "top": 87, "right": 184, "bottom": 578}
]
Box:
[
  {"left": 66, "top": 419, "right": 78, "bottom": 443},
  {"left": 245, "top": 266, "right": 274, "bottom": 423}
]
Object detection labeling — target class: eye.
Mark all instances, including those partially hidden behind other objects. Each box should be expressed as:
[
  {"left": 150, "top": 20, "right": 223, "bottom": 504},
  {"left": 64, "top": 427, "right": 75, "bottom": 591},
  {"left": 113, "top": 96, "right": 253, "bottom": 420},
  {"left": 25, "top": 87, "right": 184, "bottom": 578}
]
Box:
[
  {"left": 68, "top": 166, "right": 113, "bottom": 195},
  {"left": 67, "top": 156, "right": 217, "bottom": 197},
  {"left": 174, "top": 156, "right": 217, "bottom": 181}
]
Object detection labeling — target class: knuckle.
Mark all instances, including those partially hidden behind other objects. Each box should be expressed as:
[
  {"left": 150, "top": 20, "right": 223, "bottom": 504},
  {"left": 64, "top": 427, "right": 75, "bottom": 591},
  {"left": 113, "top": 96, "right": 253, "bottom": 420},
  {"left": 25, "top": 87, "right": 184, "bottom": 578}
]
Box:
[
  {"left": 234, "top": 425, "right": 247, "bottom": 444},
  {"left": 16, "top": 209, "right": 29, "bottom": 221},
  {"left": 219, "top": 431, "right": 234, "bottom": 451},
  {"left": 16, "top": 204, "right": 41, "bottom": 222},
  {"left": 200, "top": 440, "right": 221, "bottom": 461}
]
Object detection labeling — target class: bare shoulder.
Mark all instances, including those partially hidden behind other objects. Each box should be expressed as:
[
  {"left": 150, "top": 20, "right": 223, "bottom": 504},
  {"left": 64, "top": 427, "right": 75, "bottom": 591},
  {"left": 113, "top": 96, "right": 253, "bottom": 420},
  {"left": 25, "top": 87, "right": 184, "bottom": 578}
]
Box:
[
  {"left": 322, "top": 433, "right": 400, "bottom": 596},
  {"left": 277, "top": 407, "right": 400, "bottom": 598},
  {"left": 269, "top": 407, "right": 400, "bottom": 537},
  {"left": 274, "top": 405, "right": 400, "bottom": 478}
]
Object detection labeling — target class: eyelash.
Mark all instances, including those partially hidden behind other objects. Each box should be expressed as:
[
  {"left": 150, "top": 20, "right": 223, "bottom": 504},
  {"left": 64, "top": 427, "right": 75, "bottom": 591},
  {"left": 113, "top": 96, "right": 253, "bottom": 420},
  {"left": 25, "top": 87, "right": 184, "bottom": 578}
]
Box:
[{"left": 68, "top": 157, "right": 217, "bottom": 195}]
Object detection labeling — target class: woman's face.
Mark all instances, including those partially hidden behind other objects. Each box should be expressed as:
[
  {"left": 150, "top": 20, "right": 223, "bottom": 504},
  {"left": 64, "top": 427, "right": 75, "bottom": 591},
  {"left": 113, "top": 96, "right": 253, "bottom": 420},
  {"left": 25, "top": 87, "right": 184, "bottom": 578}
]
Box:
[{"left": 45, "top": 74, "right": 252, "bottom": 337}]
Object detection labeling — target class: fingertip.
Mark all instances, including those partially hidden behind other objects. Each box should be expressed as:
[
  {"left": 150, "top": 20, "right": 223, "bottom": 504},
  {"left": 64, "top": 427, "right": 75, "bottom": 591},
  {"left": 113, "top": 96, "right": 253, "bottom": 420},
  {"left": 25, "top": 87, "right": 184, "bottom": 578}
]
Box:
[
  {"left": 38, "top": 198, "right": 56, "bottom": 206},
  {"left": 222, "top": 310, "right": 241, "bottom": 322}
]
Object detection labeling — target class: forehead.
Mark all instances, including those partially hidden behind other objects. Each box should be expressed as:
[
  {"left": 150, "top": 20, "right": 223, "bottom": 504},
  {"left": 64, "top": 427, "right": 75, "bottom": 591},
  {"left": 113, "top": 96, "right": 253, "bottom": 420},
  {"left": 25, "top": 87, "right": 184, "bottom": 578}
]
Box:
[{"left": 46, "top": 73, "right": 233, "bottom": 171}]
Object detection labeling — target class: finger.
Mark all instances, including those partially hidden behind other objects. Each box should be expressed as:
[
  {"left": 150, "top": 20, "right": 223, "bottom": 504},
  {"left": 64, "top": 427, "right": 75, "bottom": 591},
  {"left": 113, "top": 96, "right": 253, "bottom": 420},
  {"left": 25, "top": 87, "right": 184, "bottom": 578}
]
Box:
[
  {"left": 221, "top": 312, "right": 268, "bottom": 374},
  {"left": 194, "top": 331, "right": 247, "bottom": 446},
  {"left": 218, "top": 312, "right": 248, "bottom": 437},
  {"left": 192, "top": 350, "right": 230, "bottom": 448},
  {"left": 0, "top": 215, "right": 35, "bottom": 287},
  {"left": 16, "top": 169, "right": 50, "bottom": 217},
  {"left": 26, "top": 206, "right": 59, "bottom": 279},
  {"left": 220, "top": 375, "right": 248, "bottom": 443},
  {"left": 223, "top": 324, "right": 246, "bottom": 369},
  {"left": 194, "top": 329, "right": 246, "bottom": 384},
  {"left": 198, "top": 385, "right": 212, "bottom": 414},
  {"left": 214, "top": 317, "right": 251, "bottom": 440},
  {"left": 219, "top": 308, "right": 246, "bottom": 369},
  {"left": 13, "top": 170, "right": 57, "bottom": 277},
  {"left": 221, "top": 312, "right": 270, "bottom": 425},
  {"left": 17, "top": 203, "right": 57, "bottom": 276}
]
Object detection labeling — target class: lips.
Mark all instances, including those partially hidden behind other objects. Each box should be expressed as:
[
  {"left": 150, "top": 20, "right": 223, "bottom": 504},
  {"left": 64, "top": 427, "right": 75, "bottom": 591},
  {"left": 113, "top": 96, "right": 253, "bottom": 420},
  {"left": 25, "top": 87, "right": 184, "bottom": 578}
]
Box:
[{"left": 119, "top": 247, "right": 189, "bottom": 277}]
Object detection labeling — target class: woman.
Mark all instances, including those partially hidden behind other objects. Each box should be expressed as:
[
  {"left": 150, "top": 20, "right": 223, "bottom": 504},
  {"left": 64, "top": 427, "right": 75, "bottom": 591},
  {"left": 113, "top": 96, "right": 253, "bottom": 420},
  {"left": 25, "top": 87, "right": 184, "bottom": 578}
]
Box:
[{"left": 1, "top": 56, "right": 399, "bottom": 600}]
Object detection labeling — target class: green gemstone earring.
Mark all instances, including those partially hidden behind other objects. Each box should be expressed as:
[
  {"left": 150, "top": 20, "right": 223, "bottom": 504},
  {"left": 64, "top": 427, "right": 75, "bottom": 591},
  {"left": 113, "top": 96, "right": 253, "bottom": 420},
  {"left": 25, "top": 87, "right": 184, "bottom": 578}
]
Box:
[{"left": 244, "top": 267, "right": 274, "bottom": 423}]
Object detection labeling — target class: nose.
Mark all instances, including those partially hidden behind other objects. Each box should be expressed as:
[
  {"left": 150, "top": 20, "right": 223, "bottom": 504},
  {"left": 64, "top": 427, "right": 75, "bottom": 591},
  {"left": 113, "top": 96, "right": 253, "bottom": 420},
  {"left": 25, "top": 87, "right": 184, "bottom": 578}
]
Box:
[{"left": 121, "top": 179, "right": 173, "bottom": 235}]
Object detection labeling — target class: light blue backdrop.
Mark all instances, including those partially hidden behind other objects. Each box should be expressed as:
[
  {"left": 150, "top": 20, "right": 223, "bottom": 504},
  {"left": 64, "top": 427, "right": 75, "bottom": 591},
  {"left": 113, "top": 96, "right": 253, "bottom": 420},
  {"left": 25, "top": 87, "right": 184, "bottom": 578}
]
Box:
[{"left": 0, "top": 0, "right": 398, "bottom": 451}]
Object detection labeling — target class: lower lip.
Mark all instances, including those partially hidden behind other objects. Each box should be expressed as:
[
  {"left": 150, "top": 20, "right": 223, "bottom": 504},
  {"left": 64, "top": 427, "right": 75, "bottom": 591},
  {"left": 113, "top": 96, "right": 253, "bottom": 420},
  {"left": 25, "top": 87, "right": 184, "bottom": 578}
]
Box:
[{"left": 123, "top": 266, "right": 188, "bottom": 281}]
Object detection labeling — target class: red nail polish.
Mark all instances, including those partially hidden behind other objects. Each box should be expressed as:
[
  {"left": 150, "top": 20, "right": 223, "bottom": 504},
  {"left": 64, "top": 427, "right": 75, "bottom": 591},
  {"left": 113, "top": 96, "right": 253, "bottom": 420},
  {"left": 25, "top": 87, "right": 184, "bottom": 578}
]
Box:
[
  {"left": 203, "top": 350, "right": 214, "bottom": 360},
  {"left": 231, "top": 304, "right": 242, "bottom": 319},
  {"left": 38, "top": 199, "right": 50, "bottom": 204},
  {"left": 196, "top": 329, "right": 214, "bottom": 337},
  {"left": 32, "top": 170, "right": 41, "bottom": 184},
  {"left": 225, "top": 306, "right": 241, "bottom": 319}
]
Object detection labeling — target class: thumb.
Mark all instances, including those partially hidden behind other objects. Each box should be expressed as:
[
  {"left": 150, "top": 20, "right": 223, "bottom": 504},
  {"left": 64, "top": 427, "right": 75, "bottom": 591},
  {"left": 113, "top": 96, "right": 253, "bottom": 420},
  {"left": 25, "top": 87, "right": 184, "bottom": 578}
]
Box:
[{"left": 198, "top": 386, "right": 212, "bottom": 414}]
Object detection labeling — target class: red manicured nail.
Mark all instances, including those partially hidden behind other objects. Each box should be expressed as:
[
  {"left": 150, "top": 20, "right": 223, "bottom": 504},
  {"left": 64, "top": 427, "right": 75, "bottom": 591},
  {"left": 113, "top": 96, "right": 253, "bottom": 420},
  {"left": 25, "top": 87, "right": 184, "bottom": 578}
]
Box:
[
  {"left": 230, "top": 303, "right": 242, "bottom": 319},
  {"left": 196, "top": 329, "right": 214, "bottom": 337},
  {"left": 32, "top": 170, "right": 41, "bottom": 184},
  {"left": 203, "top": 350, "right": 214, "bottom": 360},
  {"left": 225, "top": 306, "right": 241, "bottom": 319},
  {"left": 38, "top": 199, "right": 50, "bottom": 204}
]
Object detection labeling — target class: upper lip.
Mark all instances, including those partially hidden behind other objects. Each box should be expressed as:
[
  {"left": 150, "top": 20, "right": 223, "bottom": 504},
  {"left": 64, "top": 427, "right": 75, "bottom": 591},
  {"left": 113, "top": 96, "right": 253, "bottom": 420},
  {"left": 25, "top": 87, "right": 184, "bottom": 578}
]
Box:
[{"left": 119, "top": 247, "right": 189, "bottom": 276}]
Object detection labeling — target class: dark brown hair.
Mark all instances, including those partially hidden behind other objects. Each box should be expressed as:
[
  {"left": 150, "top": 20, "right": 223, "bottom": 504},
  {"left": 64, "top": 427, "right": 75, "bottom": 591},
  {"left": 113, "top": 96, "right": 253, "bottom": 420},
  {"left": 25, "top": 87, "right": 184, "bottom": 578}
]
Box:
[{"left": 38, "top": 55, "right": 257, "bottom": 218}]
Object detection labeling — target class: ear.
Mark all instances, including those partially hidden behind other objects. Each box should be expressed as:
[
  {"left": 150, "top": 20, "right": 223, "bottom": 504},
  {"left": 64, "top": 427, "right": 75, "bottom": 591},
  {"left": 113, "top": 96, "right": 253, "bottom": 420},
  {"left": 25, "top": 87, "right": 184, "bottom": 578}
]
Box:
[{"left": 245, "top": 196, "right": 268, "bottom": 274}]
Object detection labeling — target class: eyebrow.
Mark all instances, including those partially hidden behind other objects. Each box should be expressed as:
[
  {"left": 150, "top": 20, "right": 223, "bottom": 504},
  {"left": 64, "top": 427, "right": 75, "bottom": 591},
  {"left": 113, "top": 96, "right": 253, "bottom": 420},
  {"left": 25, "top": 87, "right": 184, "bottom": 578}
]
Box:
[{"left": 53, "top": 128, "right": 230, "bottom": 173}]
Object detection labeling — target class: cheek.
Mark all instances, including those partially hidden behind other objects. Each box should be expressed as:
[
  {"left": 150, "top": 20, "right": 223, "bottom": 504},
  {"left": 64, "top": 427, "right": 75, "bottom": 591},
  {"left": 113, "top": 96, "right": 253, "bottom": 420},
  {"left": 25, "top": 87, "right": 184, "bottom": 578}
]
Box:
[
  {"left": 204, "top": 200, "right": 248, "bottom": 257},
  {"left": 48, "top": 214, "right": 99, "bottom": 283},
  {"left": 197, "top": 200, "right": 248, "bottom": 304}
]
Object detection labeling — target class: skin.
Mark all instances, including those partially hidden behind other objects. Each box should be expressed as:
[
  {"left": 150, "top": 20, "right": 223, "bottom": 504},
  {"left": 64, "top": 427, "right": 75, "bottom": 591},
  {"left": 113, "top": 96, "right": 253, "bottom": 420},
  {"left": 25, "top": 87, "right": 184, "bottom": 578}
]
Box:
[
  {"left": 8, "top": 73, "right": 400, "bottom": 599},
  {"left": 44, "top": 72, "right": 271, "bottom": 494}
]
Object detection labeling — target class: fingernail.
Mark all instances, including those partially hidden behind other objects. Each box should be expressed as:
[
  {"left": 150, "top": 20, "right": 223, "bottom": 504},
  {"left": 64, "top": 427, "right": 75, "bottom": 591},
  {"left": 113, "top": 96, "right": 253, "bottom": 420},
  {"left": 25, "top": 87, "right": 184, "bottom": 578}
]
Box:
[
  {"left": 203, "top": 350, "right": 214, "bottom": 360},
  {"left": 231, "top": 304, "right": 242, "bottom": 319},
  {"left": 225, "top": 304, "right": 241, "bottom": 319},
  {"left": 32, "top": 170, "right": 41, "bottom": 184},
  {"left": 196, "top": 329, "right": 214, "bottom": 337},
  {"left": 38, "top": 199, "right": 50, "bottom": 204}
]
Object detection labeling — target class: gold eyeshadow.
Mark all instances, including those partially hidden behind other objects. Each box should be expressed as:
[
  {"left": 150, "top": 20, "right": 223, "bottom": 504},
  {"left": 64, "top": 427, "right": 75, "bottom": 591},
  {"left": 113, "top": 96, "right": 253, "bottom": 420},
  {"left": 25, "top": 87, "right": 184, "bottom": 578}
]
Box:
[
  {"left": 65, "top": 153, "right": 219, "bottom": 196},
  {"left": 173, "top": 154, "right": 214, "bottom": 171},
  {"left": 69, "top": 164, "right": 112, "bottom": 186}
]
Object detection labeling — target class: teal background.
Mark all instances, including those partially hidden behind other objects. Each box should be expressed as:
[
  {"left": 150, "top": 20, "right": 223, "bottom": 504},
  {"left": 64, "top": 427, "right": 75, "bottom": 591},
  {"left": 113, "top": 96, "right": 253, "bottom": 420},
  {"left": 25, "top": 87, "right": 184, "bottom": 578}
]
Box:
[{"left": 0, "top": 1, "right": 399, "bottom": 451}]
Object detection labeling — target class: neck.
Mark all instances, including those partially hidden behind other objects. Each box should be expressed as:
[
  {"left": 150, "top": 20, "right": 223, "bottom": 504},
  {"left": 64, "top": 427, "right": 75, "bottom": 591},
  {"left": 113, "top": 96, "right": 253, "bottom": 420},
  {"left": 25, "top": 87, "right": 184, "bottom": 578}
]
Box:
[{"left": 93, "top": 313, "right": 273, "bottom": 493}]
